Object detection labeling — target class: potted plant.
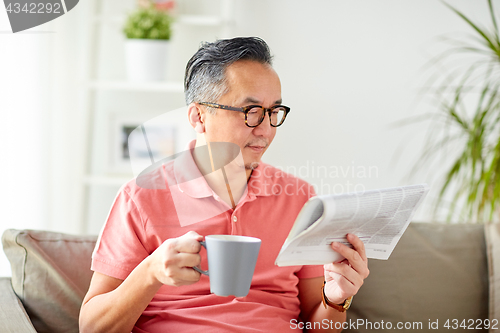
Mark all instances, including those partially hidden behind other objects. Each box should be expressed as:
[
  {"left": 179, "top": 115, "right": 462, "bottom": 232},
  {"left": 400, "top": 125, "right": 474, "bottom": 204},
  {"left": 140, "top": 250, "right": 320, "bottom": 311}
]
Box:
[
  {"left": 410, "top": 0, "right": 500, "bottom": 223},
  {"left": 123, "top": 1, "right": 173, "bottom": 82}
]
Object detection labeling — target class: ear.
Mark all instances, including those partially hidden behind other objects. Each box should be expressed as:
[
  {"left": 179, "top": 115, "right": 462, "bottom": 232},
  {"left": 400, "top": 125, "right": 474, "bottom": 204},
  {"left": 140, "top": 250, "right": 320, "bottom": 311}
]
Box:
[{"left": 187, "top": 103, "right": 205, "bottom": 134}]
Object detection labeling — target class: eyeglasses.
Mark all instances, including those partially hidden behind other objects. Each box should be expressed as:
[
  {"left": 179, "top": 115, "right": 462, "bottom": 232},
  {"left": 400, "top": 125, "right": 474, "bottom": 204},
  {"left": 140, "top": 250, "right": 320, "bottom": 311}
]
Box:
[{"left": 199, "top": 102, "right": 290, "bottom": 128}]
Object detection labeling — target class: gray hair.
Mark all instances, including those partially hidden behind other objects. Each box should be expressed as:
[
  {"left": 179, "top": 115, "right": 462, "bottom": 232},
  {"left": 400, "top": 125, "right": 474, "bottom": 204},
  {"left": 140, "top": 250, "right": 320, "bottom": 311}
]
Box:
[{"left": 184, "top": 37, "right": 273, "bottom": 113}]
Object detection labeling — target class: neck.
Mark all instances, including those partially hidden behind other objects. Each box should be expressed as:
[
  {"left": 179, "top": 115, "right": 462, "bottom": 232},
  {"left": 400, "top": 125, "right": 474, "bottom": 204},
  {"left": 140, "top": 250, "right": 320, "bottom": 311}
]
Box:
[{"left": 193, "top": 137, "right": 248, "bottom": 207}]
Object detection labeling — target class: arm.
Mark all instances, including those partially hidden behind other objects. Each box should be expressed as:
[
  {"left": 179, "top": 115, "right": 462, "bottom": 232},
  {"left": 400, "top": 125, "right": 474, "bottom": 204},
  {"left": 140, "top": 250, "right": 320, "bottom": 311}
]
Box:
[
  {"left": 298, "top": 276, "right": 346, "bottom": 332},
  {"left": 298, "top": 233, "right": 369, "bottom": 333},
  {"left": 79, "top": 231, "right": 204, "bottom": 333}
]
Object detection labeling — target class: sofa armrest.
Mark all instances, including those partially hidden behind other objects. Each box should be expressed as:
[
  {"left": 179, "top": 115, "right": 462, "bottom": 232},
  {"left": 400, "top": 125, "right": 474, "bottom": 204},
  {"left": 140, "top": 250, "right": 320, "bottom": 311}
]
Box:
[
  {"left": 485, "top": 223, "right": 500, "bottom": 323},
  {"left": 0, "top": 277, "right": 37, "bottom": 333}
]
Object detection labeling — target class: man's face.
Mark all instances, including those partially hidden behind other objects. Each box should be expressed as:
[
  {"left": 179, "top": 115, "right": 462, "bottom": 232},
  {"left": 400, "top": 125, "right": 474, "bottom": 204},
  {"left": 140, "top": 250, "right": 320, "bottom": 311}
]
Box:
[{"left": 201, "top": 60, "right": 282, "bottom": 171}]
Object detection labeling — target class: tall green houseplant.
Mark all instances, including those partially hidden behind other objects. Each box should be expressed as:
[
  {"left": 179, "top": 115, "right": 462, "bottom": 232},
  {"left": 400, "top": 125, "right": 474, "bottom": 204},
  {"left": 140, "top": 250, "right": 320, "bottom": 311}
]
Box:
[{"left": 418, "top": 0, "right": 500, "bottom": 223}]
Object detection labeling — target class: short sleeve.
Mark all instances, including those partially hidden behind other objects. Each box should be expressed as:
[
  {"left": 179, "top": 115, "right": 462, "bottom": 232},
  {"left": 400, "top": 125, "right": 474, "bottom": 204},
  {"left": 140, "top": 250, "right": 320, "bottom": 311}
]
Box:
[
  {"left": 91, "top": 187, "right": 150, "bottom": 280},
  {"left": 296, "top": 264, "right": 324, "bottom": 279}
]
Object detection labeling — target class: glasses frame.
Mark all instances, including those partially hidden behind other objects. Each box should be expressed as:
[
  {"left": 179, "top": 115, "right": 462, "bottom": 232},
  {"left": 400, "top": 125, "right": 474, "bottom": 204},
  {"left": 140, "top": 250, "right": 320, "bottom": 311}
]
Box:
[{"left": 199, "top": 102, "right": 290, "bottom": 128}]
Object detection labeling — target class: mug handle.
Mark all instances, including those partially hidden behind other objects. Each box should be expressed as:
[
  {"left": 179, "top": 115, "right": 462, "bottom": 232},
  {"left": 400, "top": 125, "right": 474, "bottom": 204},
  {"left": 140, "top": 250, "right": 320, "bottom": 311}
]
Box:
[{"left": 192, "top": 241, "right": 209, "bottom": 276}]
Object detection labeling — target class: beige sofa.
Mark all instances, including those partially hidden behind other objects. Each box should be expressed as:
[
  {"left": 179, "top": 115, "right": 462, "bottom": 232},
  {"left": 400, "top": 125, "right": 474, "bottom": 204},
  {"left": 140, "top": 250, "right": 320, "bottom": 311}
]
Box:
[{"left": 1, "top": 223, "right": 500, "bottom": 333}]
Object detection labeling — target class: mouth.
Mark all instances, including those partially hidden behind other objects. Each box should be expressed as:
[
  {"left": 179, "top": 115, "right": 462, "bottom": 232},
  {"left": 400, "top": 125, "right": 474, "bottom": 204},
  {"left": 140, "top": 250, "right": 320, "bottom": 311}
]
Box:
[
  {"left": 247, "top": 146, "right": 266, "bottom": 153},
  {"left": 245, "top": 141, "right": 268, "bottom": 153}
]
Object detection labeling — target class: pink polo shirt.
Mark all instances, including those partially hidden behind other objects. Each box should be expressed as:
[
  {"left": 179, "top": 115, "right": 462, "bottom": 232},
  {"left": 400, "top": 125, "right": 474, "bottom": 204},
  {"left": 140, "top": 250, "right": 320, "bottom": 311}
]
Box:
[{"left": 92, "top": 141, "right": 323, "bottom": 332}]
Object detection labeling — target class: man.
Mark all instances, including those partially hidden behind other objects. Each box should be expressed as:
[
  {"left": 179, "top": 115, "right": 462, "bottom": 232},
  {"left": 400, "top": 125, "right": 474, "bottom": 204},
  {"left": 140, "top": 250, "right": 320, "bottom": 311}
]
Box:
[{"left": 79, "top": 37, "right": 369, "bottom": 333}]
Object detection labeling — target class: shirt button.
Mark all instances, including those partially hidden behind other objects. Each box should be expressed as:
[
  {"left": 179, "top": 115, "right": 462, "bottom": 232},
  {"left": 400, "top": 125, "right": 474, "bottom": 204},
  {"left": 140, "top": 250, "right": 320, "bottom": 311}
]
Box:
[{"left": 232, "top": 216, "right": 237, "bottom": 222}]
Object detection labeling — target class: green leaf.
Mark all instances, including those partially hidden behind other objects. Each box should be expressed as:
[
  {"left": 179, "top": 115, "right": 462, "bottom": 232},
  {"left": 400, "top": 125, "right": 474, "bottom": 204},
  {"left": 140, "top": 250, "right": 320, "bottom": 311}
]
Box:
[{"left": 123, "top": 6, "right": 173, "bottom": 40}]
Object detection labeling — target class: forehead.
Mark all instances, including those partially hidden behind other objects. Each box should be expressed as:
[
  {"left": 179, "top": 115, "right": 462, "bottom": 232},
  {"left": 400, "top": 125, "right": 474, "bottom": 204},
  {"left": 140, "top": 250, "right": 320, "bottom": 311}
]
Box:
[{"left": 222, "top": 60, "right": 281, "bottom": 104}]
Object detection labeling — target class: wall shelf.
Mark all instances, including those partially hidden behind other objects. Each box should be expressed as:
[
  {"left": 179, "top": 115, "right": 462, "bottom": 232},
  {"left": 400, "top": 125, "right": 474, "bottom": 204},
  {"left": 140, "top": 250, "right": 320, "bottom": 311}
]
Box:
[
  {"left": 87, "top": 80, "right": 184, "bottom": 92},
  {"left": 93, "top": 14, "right": 225, "bottom": 27},
  {"left": 78, "top": 0, "right": 234, "bottom": 234}
]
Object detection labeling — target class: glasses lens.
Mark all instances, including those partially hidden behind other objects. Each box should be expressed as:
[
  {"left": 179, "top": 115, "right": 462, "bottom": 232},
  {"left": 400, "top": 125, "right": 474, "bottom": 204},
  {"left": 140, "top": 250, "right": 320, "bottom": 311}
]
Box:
[
  {"left": 246, "top": 107, "right": 265, "bottom": 126},
  {"left": 270, "top": 107, "right": 287, "bottom": 126}
]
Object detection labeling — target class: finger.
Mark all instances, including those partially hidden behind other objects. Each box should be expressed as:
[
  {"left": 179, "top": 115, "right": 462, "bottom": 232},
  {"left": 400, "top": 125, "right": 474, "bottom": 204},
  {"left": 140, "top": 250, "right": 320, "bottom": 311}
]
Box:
[
  {"left": 331, "top": 239, "right": 368, "bottom": 276},
  {"left": 344, "top": 234, "right": 370, "bottom": 278},
  {"left": 347, "top": 233, "right": 368, "bottom": 262},
  {"left": 174, "top": 232, "right": 203, "bottom": 254},
  {"left": 176, "top": 266, "right": 203, "bottom": 284},
  {"left": 325, "top": 262, "right": 363, "bottom": 288},
  {"left": 327, "top": 271, "right": 357, "bottom": 297},
  {"left": 176, "top": 252, "right": 202, "bottom": 269},
  {"left": 185, "top": 230, "right": 204, "bottom": 240},
  {"left": 324, "top": 270, "right": 358, "bottom": 302},
  {"left": 331, "top": 241, "right": 363, "bottom": 265}
]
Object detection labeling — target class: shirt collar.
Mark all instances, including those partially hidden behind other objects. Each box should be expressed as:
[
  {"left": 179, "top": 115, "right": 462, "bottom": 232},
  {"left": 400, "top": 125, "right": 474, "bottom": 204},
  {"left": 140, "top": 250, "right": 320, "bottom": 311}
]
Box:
[
  {"left": 246, "top": 162, "right": 277, "bottom": 198},
  {"left": 174, "top": 140, "right": 277, "bottom": 201},
  {"left": 173, "top": 140, "right": 214, "bottom": 199}
]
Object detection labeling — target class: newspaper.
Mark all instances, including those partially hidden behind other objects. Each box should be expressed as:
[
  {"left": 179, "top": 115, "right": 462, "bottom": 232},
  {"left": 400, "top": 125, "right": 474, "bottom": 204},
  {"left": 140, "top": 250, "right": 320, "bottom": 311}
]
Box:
[{"left": 275, "top": 184, "right": 429, "bottom": 266}]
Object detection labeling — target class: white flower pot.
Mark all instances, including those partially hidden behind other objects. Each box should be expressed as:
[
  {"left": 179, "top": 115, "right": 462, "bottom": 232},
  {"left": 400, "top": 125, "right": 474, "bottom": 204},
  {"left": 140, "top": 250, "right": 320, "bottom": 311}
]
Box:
[{"left": 125, "top": 39, "right": 170, "bottom": 82}]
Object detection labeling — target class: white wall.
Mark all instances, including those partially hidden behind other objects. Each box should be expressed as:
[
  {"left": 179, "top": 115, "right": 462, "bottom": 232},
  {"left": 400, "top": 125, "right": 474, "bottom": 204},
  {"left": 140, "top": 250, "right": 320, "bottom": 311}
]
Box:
[
  {"left": 0, "top": 3, "right": 87, "bottom": 276},
  {"left": 231, "top": 0, "right": 492, "bottom": 221},
  {"left": 0, "top": 0, "right": 493, "bottom": 276},
  {"left": 0, "top": 11, "right": 50, "bottom": 276}
]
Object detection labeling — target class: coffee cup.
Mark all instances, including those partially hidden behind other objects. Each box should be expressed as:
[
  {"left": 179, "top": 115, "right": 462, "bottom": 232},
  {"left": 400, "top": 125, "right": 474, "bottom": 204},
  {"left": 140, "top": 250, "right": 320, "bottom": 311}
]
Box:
[{"left": 193, "top": 235, "right": 261, "bottom": 297}]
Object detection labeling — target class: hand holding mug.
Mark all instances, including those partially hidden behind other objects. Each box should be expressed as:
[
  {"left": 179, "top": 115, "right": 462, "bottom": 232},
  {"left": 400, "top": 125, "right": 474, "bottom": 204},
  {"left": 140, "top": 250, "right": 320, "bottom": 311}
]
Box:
[{"left": 149, "top": 231, "right": 204, "bottom": 287}]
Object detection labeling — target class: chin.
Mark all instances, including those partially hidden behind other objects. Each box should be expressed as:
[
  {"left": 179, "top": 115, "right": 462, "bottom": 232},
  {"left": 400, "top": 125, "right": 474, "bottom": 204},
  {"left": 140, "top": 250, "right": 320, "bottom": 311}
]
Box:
[{"left": 245, "top": 162, "right": 260, "bottom": 170}]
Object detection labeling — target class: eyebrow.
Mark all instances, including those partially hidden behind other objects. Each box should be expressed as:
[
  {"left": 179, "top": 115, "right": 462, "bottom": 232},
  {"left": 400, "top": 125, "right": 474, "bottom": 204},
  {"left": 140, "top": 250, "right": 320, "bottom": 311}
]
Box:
[{"left": 242, "top": 97, "right": 282, "bottom": 105}]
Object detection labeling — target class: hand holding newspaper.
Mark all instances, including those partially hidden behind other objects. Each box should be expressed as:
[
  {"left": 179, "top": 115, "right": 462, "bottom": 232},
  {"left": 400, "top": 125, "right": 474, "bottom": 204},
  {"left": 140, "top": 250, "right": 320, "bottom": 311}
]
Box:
[{"left": 275, "top": 184, "right": 429, "bottom": 266}]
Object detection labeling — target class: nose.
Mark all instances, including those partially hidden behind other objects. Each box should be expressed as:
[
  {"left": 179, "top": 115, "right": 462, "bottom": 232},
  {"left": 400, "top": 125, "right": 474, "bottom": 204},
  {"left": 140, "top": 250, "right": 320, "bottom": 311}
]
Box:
[{"left": 252, "top": 111, "right": 273, "bottom": 136}]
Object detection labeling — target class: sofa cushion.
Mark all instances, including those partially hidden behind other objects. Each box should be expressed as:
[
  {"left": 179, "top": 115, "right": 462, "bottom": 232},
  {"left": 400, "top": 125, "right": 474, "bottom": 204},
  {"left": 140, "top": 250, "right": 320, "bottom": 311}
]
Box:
[
  {"left": 2, "top": 229, "right": 97, "bottom": 333},
  {"left": 0, "top": 277, "right": 37, "bottom": 333},
  {"left": 345, "top": 222, "right": 488, "bottom": 332}
]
